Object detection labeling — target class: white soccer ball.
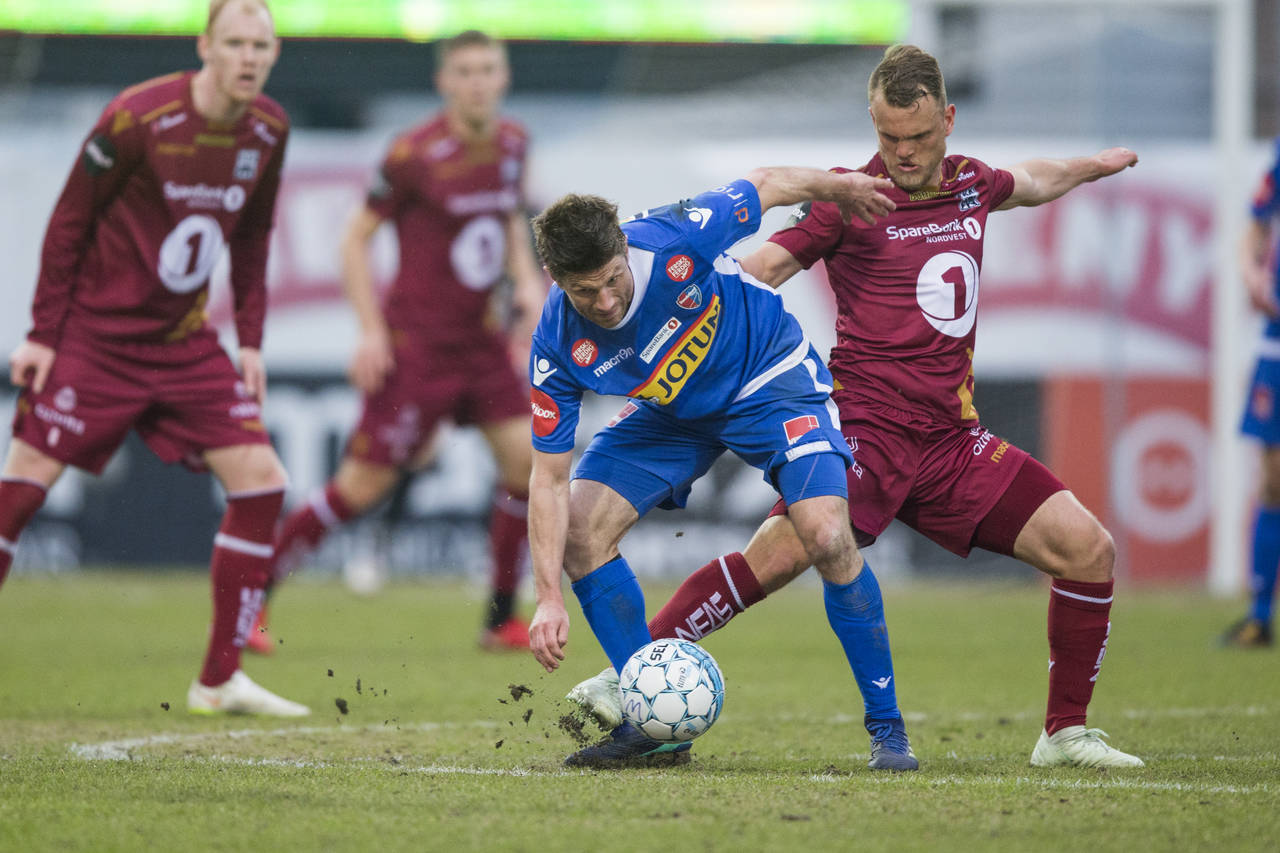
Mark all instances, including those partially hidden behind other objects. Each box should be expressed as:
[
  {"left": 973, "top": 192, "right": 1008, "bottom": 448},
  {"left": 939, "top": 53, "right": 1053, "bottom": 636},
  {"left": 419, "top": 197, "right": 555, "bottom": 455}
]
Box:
[{"left": 619, "top": 638, "right": 724, "bottom": 743}]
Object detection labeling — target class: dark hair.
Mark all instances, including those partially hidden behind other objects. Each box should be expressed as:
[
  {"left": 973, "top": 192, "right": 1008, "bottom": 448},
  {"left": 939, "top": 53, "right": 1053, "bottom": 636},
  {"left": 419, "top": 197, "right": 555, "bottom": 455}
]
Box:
[
  {"left": 435, "top": 30, "right": 505, "bottom": 70},
  {"left": 531, "top": 194, "right": 627, "bottom": 283},
  {"left": 867, "top": 44, "right": 947, "bottom": 107}
]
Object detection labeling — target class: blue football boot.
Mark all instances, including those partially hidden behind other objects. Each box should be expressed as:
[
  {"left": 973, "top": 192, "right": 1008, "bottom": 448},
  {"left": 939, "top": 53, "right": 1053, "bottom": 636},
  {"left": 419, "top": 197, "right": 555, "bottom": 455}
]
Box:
[
  {"left": 865, "top": 714, "right": 919, "bottom": 771},
  {"left": 564, "top": 721, "right": 692, "bottom": 768}
]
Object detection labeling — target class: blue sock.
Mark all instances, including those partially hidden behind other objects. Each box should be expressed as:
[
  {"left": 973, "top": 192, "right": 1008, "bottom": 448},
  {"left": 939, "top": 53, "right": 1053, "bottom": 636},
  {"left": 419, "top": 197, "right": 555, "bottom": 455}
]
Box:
[
  {"left": 823, "top": 560, "right": 901, "bottom": 721},
  {"left": 1249, "top": 508, "right": 1280, "bottom": 625},
  {"left": 571, "top": 556, "right": 652, "bottom": 674}
]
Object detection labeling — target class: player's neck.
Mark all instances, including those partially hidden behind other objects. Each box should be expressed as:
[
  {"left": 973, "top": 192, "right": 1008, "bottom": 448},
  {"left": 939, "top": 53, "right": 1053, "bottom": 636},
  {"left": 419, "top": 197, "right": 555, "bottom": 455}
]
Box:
[
  {"left": 190, "top": 70, "right": 251, "bottom": 125},
  {"left": 444, "top": 109, "right": 497, "bottom": 143}
]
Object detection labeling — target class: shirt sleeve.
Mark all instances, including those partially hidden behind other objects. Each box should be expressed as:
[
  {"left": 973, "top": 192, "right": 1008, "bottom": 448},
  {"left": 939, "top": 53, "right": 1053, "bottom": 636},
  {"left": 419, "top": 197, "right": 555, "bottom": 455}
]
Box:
[
  {"left": 228, "top": 125, "right": 289, "bottom": 350},
  {"left": 528, "top": 335, "right": 584, "bottom": 454},
  {"left": 988, "top": 164, "right": 1017, "bottom": 210},
  {"left": 766, "top": 197, "right": 845, "bottom": 271},
  {"left": 1251, "top": 140, "right": 1280, "bottom": 221},
  {"left": 29, "top": 99, "right": 145, "bottom": 347},
  {"left": 675, "top": 178, "right": 763, "bottom": 264},
  {"left": 365, "top": 135, "right": 416, "bottom": 220}
]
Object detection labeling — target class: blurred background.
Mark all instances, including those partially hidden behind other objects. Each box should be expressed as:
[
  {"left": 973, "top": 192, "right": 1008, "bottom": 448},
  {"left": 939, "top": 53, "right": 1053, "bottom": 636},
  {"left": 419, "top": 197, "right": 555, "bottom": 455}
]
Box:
[{"left": 0, "top": 0, "right": 1271, "bottom": 593}]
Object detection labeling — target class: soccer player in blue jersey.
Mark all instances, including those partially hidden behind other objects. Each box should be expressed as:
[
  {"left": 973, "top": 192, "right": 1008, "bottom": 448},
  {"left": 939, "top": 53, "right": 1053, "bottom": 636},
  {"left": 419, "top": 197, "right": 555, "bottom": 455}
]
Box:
[
  {"left": 525, "top": 166, "right": 917, "bottom": 768},
  {"left": 1223, "top": 140, "right": 1280, "bottom": 648}
]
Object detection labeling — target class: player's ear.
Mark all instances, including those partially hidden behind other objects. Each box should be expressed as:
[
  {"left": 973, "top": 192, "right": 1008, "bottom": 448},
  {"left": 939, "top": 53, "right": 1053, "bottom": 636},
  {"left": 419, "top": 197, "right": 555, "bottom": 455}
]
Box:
[{"left": 196, "top": 32, "right": 210, "bottom": 64}]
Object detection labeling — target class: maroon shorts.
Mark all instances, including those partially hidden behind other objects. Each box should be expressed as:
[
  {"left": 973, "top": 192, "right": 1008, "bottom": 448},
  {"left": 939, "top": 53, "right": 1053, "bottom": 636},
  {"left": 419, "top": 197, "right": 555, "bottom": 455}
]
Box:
[
  {"left": 11, "top": 332, "right": 270, "bottom": 475},
  {"left": 345, "top": 332, "right": 527, "bottom": 467},
  {"left": 771, "top": 389, "right": 1048, "bottom": 557}
]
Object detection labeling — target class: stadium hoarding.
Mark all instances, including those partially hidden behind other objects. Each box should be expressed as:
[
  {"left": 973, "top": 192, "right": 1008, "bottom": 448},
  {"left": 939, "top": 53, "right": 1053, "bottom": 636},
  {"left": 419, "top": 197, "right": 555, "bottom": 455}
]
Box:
[{"left": 0, "top": 0, "right": 909, "bottom": 44}]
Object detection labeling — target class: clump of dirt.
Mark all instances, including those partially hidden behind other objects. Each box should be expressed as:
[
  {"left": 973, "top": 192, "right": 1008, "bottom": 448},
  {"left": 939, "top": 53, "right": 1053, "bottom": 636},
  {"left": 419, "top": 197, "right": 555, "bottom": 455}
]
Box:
[
  {"left": 508, "top": 683, "right": 533, "bottom": 702},
  {"left": 557, "top": 713, "right": 592, "bottom": 746},
  {"left": 495, "top": 740, "right": 504, "bottom": 750},
  {"left": 160, "top": 702, "right": 170, "bottom": 711},
  {"left": 522, "top": 708, "right": 533, "bottom": 725},
  {"left": 335, "top": 698, "right": 349, "bottom": 715}
]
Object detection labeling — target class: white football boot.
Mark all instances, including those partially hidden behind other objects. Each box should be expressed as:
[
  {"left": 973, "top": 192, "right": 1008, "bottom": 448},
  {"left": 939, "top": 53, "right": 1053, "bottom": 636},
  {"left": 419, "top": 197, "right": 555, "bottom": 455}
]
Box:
[
  {"left": 188, "top": 670, "right": 311, "bottom": 717},
  {"left": 565, "top": 666, "right": 623, "bottom": 729},
  {"left": 1030, "top": 726, "right": 1145, "bottom": 768}
]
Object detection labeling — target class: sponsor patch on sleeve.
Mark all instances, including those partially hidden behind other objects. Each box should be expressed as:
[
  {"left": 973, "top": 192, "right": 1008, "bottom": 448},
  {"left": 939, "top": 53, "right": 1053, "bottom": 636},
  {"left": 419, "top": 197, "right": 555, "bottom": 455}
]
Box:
[
  {"left": 531, "top": 389, "right": 560, "bottom": 437},
  {"left": 82, "top": 134, "right": 118, "bottom": 175}
]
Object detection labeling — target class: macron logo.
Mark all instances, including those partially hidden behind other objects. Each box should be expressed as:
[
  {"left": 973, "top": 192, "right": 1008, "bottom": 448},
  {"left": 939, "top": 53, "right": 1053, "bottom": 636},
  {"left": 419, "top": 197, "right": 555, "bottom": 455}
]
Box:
[
  {"left": 872, "top": 676, "right": 893, "bottom": 690},
  {"left": 532, "top": 357, "right": 557, "bottom": 386},
  {"left": 684, "top": 206, "right": 714, "bottom": 229}
]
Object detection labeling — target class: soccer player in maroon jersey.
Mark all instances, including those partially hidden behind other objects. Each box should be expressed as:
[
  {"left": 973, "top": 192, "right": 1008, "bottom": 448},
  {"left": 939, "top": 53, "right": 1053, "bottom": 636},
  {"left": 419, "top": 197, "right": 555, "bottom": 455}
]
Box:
[
  {"left": 0, "top": 0, "right": 307, "bottom": 716},
  {"left": 570, "top": 45, "right": 1144, "bottom": 769},
  {"left": 263, "top": 31, "right": 544, "bottom": 651}
]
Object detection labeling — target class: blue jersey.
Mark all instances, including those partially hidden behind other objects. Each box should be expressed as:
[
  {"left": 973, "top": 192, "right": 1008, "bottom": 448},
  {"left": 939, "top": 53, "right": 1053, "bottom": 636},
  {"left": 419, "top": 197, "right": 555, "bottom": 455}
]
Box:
[
  {"left": 529, "top": 179, "right": 822, "bottom": 453},
  {"left": 1250, "top": 137, "right": 1280, "bottom": 344}
]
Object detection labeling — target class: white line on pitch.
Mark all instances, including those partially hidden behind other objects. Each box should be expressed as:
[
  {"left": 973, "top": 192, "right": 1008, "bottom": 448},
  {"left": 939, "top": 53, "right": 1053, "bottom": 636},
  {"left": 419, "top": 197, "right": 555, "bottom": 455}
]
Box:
[
  {"left": 69, "top": 720, "right": 499, "bottom": 762},
  {"left": 806, "top": 773, "right": 1277, "bottom": 796}
]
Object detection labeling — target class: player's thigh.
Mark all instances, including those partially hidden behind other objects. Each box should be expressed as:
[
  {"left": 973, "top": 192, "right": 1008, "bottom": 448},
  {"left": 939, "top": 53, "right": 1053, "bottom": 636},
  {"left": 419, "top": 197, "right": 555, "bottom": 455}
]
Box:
[
  {"left": 204, "top": 443, "right": 287, "bottom": 494},
  {"left": 478, "top": 414, "right": 532, "bottom": 491},
  {"left": 330, "top": 456, "right": 403, "bottom": 514},
  {"left": 1, "top": 438, "right": 66, "bottom": 489},
  {"left": 575, "top": 402, "right": 723, "bottom": 516},
  {"left": 344, "top": 351, "right": 459, "bottom": 469},
  {"left": 563, "top": 477, "right": 640, "bottom": 579},
  {"left": 1010, "top": 488, "right": 1114, "bottom": 582},
  {"left": 9, "top": 343, "right": 144, "bottom": 475}
]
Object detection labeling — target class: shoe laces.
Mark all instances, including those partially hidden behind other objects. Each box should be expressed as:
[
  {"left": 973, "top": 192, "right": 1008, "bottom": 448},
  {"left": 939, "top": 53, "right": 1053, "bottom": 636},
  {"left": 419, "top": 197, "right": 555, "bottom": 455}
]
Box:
[{"left": 866, "top": 717, "right": 911, "bottom": 754}]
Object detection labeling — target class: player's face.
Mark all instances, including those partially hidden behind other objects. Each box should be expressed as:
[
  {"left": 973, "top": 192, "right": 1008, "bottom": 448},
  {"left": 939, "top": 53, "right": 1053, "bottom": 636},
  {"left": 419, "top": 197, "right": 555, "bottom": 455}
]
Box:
[
  {"left": 868, "top": 93, "right": 955, "bottom": 192},
  {"left": 557, "top": 254, "right": 634, "bottom": 328},
  {"left": 436, "top": 44, "right": 509, "bottom": 130},
  {"left": 198, "top": 3, "right": 279, "bottom": 106}
]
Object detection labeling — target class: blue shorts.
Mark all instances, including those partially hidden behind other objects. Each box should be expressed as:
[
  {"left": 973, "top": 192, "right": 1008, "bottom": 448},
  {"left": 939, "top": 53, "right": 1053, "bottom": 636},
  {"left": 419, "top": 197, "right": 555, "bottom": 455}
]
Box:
[
  {"left": 574, "top": 370, "right": 852, "bottom": 516},
  {"left": 1242, "top": 357, "right": 1280, "bottom": 445}
]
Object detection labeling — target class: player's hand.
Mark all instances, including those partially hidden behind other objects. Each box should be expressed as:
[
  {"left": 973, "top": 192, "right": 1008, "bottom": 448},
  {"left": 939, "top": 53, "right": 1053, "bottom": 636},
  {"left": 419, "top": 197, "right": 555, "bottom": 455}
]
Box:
[
  {"left": 8, "top": 339, "right": 56, "bottom": 394},
  {"left": 834, "top": 172, "right": 896, "bottom": 225},
  {"left": 529, "top": 599, "right": 570, "bottom": 673},
  {"left": 348, "top": 327, "right": 395, "bottom": 395},
  {"left": 1091, "top": 147, "right": 1138, "bottom": 179},
  {"left": 238, "top": 347, "right": 268, "bottom": 405},
  {"left": 1245, "top": 262, "right": 1280, "bottom": 317}
]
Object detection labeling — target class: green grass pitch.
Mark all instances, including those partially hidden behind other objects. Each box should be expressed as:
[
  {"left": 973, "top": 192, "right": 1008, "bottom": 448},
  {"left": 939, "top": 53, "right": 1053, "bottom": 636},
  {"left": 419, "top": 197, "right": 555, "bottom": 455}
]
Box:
[{"left": 1, "top": 572, "right": 1277, "bottom": 852}]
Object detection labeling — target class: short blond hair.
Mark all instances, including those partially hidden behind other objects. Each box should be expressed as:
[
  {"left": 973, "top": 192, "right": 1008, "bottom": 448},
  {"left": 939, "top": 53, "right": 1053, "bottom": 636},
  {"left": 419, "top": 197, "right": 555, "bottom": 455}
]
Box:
[
  {"left": 206, "top": 0, "right": 273, "bottom": 34},
  {"left": 868, "top": 44, "right": 947, "bottom": 108}
]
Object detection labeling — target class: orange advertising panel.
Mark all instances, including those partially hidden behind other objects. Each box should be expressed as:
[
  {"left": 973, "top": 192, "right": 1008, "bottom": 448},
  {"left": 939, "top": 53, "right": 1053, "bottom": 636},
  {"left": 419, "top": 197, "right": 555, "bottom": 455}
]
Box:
[{"left": 1044, "top": 376, "right": 1209, "bottom": 584}]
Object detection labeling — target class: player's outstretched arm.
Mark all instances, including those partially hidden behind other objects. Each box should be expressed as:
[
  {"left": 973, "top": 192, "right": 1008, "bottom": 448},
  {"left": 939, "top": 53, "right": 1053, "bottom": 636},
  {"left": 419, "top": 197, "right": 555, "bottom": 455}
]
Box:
[
  {"left": 340, "top": 205, "right": 396, "bottom": 395},
  {"left": 1241, "top": 218, "right": 1280, "bottom": 317},
  {"left": 746, "top": 166, "right": 895, "bottom": 225},
  {"left": 528, "top": 448, "right": 574, "bottom": 672},
  {"left": 998, "top": 147, "right": 1138, "bottom": 210},
  {"left": 740, "top": 242, "right": 804, "bottom": 289},
  {"left": 8, "top": 340, "right": 56, "bottom": 394}
]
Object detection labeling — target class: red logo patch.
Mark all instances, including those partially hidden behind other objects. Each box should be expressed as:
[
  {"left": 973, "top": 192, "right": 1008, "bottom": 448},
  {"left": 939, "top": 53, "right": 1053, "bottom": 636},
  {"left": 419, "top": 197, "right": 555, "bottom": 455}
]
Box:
[
  {"left": 666, "top": 254, "right": 694, "bottom": 282},
  {"left": 531, "top": 389, "right": 560, "bottom": 437},
  {"left": 571, "top": 339, "right": 598, "bottom": 367},
  {"left": 607, "top": 401, "right": 639, "bottom": 427},
  {"left": 783, "top": 414, "right": 820, "bottom": 444}
]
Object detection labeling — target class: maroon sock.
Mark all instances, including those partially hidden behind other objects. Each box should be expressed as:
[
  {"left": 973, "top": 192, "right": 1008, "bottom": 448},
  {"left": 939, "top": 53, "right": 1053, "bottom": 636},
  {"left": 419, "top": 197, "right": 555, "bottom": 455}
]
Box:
[
  {"left": 270, "top": 482, "right": 355, "bottom": 584},
  {"left": 200, "top": 488, "right": 284, "bottom": 687},
  {"left": 1045, "top": 578, "right": 1114, "bottom": 734},
  {"left": 648, "top": 552, "right": 765, "bottom": 641},
  {"left": 0, "top": 478, "right": 48, "bottom": 588},
  {"left": 486, "top": 487, "right": 528, "bottom": 626}
]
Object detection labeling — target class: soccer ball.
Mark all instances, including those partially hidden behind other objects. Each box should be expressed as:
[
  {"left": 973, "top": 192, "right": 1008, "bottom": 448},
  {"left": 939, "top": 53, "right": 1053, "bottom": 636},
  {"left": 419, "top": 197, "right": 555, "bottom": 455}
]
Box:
[{"left": 619, "top": 638, "right": 724, "bottom": 742}]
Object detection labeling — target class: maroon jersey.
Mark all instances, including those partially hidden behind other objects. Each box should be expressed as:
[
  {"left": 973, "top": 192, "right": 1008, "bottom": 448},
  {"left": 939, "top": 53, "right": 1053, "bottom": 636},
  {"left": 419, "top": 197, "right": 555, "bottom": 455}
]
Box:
[
  {"left": 366, "top": 113, "right": 528, "bottom": 348},
  {"left": 770, "top": 154, "right": 1015, "bottom": 425},
  {"left": 30, "top": 71, "right": 289, "bottom": 351}
]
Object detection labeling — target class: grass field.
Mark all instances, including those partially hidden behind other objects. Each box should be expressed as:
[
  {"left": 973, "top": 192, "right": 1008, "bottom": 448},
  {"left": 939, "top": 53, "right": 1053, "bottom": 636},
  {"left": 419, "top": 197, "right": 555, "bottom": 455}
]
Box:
[{"left": 1, "top": 571, "right": 1277, "bottom": 852}]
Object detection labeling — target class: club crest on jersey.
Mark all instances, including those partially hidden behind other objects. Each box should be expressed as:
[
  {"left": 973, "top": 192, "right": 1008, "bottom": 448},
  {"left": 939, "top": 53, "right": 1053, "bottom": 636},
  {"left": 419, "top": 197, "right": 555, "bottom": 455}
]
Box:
[
  {"left": 54, "top": 386, "right": 77, "bottom": 413},
  {"left": 676, "top": 284, "right": 702, "bottom": 310},
  {"left": 571, "top": 339, "right": 599, "bottom": 367},
  {"left": 629, "top": 296, "right": 721, "bottom": 405},
  {"left": 957, "top": 187, "right": 980, "bottom": 212},
  {"left": 234, "top": 149, "right": 260, "bottom": 181},
  {"left": 782, "top": 414, "right": 819, "bottom": 444},
  {"left": 530, "top": 389, "right": 560, "bottom": 437},
  {"left": 666, "top": 255, "right": 694, "bottom": 282}
]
